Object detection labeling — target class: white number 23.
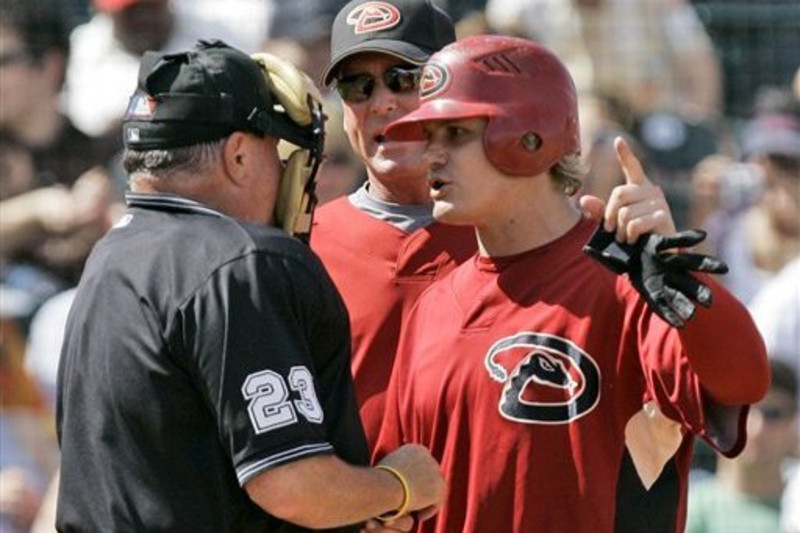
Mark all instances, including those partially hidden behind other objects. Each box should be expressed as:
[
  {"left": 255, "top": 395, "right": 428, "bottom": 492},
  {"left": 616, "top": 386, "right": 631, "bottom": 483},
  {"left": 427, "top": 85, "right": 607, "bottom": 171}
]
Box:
[{"left": 242, "top": 366, "right": 324, "bottom": 433}]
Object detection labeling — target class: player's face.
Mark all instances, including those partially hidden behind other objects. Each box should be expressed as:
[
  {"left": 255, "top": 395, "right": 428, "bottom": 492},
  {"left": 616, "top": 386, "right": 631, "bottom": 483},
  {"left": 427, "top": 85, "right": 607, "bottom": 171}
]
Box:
[
  {"left": 423, "top": 118, "right": 520, "bottom": 228},
  {"left": 338, "top": 53, "right": 429, "bottom": 200}
]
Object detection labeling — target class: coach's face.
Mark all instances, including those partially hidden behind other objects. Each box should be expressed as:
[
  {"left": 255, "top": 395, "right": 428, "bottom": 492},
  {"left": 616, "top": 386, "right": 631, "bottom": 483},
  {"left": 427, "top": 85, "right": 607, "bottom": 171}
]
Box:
[{"left": 338, "top": 53, "right": 429, "bottom": 202}]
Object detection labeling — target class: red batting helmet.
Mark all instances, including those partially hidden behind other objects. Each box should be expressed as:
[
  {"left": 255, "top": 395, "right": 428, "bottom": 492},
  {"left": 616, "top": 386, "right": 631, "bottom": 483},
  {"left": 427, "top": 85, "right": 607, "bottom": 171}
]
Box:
[{"left": 384, "top": 35, "right": 580, "bottom": 176}]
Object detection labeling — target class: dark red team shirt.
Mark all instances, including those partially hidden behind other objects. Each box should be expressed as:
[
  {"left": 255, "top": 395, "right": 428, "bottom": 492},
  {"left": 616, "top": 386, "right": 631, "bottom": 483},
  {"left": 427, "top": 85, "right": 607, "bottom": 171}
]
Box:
[
  {"left": 375, "top": 217, "right": 767, "bottom": 533},
  {"left": 311, "top": 196, "right": 475, "bottom": 449}
]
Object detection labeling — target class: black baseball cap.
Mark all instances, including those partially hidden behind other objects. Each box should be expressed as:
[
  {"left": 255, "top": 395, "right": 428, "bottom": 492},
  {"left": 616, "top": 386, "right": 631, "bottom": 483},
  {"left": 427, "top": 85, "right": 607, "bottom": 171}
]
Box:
[
  {"left": 321, "top": 0, "right": 455, "bottom": 87},
  {"left": 123, "top": 40, "right": 315, "bottom": 150}
]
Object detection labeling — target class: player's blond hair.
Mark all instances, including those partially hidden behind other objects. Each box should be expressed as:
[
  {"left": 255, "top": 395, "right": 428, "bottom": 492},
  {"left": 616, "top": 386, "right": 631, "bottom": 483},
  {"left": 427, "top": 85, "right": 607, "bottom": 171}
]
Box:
[{"left": 551, "top": 154, "right": 586, "bottom": 196}]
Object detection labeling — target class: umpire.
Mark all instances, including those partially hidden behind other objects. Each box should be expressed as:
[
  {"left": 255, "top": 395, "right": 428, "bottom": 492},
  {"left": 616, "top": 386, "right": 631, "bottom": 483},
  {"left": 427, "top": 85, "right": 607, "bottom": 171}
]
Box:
[{"left": 55, "top": 40, "right": 443, "bottom": 532}]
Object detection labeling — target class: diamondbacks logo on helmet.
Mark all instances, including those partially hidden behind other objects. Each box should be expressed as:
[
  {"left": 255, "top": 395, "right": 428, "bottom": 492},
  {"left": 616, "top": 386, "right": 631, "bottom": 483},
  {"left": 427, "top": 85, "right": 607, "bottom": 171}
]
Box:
[
  {"left": 346, "top": 2, "right": 401, "bottom": 34},
  {"left": 420, "top": 63, "right": 449, "bottom": 99},
  {"left": 484, "top": 332, "right": 601, "bottom": 424}
]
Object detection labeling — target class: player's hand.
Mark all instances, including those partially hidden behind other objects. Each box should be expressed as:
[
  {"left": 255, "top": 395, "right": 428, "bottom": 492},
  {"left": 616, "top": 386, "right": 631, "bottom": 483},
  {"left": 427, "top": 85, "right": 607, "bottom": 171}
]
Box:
[
  {"left": 362, "top": 514, "right": 415, "bottom": 532},
  {"left": 362, "top": 503, "right": 439, "bottom": 532},
  {"left": 583, "top": 225, "right": 728, "bottom": 328},
  {"left": 377, "top": 444, "right": 445, "bottom": 517},
  {"left": 579, "top": 136, "right": 675, "bottom": 244}
]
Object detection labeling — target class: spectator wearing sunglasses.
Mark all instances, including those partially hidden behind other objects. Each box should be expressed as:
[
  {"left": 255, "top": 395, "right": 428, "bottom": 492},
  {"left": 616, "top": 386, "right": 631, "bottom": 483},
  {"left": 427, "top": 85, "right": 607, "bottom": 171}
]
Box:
[
  {"left": 687, "top": 358, "right": 798, "bottom": 533},
  {"left": 310, "top": 0, "right": 687, "bottom": 454}
]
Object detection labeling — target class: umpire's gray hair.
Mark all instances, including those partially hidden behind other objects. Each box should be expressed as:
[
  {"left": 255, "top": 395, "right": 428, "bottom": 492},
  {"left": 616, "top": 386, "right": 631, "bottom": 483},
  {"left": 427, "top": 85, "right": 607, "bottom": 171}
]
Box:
[
  {"left": 123, "top": 138, "right": 226, "bottom": 181},
  {"left": 551, "top": 154, "right": 586, "bottom": 196}
]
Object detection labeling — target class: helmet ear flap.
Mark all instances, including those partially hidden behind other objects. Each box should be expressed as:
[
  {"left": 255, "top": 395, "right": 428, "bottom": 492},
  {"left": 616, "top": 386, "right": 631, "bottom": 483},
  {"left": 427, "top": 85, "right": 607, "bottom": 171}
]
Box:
[{"left": 484, "top": 115, "right": 549, "bottom": 176}]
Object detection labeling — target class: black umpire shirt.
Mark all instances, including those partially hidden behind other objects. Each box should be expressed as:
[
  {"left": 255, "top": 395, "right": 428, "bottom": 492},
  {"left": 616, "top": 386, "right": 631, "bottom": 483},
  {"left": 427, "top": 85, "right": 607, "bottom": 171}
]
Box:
[{"left": 56, "top": 193, "right": 368, "bottom": 532}]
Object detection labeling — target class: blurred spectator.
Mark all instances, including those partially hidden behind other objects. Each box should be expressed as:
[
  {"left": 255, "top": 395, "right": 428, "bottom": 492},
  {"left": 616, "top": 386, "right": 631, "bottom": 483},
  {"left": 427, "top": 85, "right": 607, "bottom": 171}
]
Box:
[
  {"left": 1, "top": 313, "right": 59, "bottom": 533},
  {"left": 485, "top": 0, "right": 723, "bottom": 224},
  {"left": 748, "top": 257, "right": 800, "bottom": 391},
  {"left": 704, "top": 107, "right": 800, "bottom": 303},
  {"left": 63, "top": 0, "right": 243, "bottom": 142},
  {"left": 260, "top": 0, "right": 343, "bottom": 91},
  {"left": 173, "top": 0, "right": 270, "bottom": 53},
  {"left": 783, "top": 465, "right": 800, "bottom": 533},
  {"left": 687, "top": 359, "right": 798, "bottom": 533},
  {"left": 485, "top": 0, "right": 723, "bottom": 125},
  {"left": 313, "top": 101, "right": 365, "bottom": 204},
  {"left": 795, "top": 66, "right": 800, "bottom": 101},
  {"left": 0, "top": 0, "right": 120, "bottom": 321},
  {"left": 24, "top": 288, "right": 78, "bottom": 411},
  {"left": 690, "top": 0, "right": 800, "bottom": 119}
]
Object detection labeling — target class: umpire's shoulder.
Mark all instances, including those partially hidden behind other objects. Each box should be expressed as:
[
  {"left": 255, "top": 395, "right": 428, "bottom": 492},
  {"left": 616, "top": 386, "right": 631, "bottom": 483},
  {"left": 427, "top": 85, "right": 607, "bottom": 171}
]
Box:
[{"left": 236, "top": 221, "right": 328, "bottom": 275}]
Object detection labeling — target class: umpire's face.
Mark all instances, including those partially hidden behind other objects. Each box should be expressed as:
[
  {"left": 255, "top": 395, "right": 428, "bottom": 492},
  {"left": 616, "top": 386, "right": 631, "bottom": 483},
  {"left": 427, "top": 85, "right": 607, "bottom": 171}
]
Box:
[{"left": 338, "top": 53, "right": 431, "bottom": 204}]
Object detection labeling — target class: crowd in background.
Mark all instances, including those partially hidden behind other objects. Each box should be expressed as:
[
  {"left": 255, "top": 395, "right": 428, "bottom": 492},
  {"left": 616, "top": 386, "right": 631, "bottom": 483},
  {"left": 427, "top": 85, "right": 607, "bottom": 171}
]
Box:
[{"left": 0, "top": 0, "right": 798, "bottom": 531}]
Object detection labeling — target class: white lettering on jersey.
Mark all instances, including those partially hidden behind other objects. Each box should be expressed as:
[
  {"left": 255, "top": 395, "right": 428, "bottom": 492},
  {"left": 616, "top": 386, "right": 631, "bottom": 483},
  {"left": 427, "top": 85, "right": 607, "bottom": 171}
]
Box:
[{"left": 242, "top": 366, "right": 324, "bottom": 434}]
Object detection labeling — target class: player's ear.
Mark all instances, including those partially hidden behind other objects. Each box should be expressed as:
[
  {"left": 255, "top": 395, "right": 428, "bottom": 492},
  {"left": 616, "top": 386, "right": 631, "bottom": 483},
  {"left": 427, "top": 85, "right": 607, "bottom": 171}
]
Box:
[{"left": 222, "top": 132, "right": 249, "bottom": 186}]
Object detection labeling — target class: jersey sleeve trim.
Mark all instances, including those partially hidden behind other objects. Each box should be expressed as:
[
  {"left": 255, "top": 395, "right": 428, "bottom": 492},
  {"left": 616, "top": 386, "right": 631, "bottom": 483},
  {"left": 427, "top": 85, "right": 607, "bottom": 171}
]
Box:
[{"left": 236, "top": 442, "right": 334, "bottom": 485}]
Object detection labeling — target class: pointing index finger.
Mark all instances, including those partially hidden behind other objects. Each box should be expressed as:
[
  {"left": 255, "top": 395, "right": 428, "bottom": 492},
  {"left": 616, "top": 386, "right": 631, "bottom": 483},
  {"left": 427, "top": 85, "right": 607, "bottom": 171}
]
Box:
[{"left": 614, "top": 136, "right": 647, "bottom": 187}]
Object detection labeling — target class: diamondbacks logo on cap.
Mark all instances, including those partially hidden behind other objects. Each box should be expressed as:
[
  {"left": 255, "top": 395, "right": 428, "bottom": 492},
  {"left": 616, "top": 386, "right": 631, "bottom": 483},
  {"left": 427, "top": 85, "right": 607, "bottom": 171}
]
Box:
[
  {"left": 420, "top": 63, "right": 449, "bottom": 99},
  {"left": 346, "top": 1, "right": 401, "bottom": 34},
  {"left": 125, "top": 93, "right": 156, "bottom": 119}
]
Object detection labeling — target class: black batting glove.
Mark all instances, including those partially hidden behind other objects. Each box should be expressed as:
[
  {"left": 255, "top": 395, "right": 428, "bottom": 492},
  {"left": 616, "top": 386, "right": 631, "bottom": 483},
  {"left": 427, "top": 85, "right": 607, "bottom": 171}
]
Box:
[{"left": 583, "top": 225, "right": 728, "bottom": 328}]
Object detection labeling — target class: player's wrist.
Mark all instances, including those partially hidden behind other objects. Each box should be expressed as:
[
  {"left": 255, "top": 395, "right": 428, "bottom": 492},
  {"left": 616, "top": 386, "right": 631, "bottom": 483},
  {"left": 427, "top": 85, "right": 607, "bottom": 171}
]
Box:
[{"left": 375, "top": 464, "right": 411, "bottom": 522}]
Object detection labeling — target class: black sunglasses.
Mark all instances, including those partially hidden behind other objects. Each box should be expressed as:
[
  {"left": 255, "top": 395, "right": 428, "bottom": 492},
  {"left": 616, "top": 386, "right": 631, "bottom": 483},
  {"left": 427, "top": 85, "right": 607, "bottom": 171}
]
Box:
[{"left": 335, "top": 66, "right": 422, "bottom": 103}]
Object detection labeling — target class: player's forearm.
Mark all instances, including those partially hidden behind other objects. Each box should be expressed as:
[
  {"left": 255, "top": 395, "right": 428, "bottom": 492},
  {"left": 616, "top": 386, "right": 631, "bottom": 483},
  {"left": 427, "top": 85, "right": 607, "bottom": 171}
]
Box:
[
  {"left": 245, "top": 454, "right": 405, "bottom": 529},
  {"left": 679, "top": 275, "right": 769, "bottom": 405}
]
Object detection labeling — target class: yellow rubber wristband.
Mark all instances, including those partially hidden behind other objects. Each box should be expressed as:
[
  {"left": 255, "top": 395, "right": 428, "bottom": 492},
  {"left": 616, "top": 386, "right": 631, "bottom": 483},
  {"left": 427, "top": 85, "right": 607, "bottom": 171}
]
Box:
[{"left": 375, "top": 465, "right": 411, "bottom": 522}]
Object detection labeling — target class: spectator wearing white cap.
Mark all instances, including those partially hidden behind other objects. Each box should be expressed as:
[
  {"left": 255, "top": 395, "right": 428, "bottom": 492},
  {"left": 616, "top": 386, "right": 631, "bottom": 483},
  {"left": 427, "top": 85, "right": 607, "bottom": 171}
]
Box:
[{"left": 63, "top": 0, "right": 243, "bottom": 142}]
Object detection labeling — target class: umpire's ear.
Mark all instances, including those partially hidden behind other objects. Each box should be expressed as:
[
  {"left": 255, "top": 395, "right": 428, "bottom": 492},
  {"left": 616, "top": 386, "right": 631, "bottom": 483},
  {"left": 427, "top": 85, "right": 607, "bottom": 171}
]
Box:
[{"left": 222, "top": 132, "right": 250, "bottom": 187}]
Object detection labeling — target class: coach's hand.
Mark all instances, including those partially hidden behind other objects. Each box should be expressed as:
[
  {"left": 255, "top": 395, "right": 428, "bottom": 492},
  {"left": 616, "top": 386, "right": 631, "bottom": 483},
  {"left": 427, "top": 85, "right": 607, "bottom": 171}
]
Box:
[{"left": 376, "top": 444, "right": 445, "bottom": 521}]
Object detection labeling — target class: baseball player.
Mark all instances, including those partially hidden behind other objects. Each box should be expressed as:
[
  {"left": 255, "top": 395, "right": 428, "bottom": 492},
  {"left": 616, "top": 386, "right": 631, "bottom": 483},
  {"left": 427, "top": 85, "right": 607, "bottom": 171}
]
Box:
[
  {"left": 312, "top": 0, "right": 681, "bottom": 453},
  {"left": 56, "top": 40, "right": 444, "bottom": 532},
  {"left": 374, "top": 35, "right": 769, "bottom": 532}
]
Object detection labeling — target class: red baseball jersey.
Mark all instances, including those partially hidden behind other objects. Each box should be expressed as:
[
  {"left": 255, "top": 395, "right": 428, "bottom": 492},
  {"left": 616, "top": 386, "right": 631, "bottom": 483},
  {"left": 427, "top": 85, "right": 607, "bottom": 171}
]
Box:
[
  {"left": 375, "top": 217, "right": 767, "bottom": 533},
  {"left": 311, "top": 197, "right": 476, "bottom": 449}
]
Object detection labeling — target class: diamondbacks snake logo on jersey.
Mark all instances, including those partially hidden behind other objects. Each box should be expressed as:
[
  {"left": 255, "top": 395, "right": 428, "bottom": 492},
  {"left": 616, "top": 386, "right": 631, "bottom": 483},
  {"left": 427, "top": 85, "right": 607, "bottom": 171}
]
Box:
[{"left": 484, "top": 332, "right": 601, "bottom": 424}]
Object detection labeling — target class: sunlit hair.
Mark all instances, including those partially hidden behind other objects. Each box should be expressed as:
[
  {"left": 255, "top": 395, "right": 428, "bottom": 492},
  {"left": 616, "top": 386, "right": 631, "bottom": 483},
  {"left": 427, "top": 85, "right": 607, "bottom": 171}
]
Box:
[
  {"left": 551, "top": 154, "right": 586, "bottom": 196},
  {"left": 123, "top": 139, "right": 226, "bottom": 181}
]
